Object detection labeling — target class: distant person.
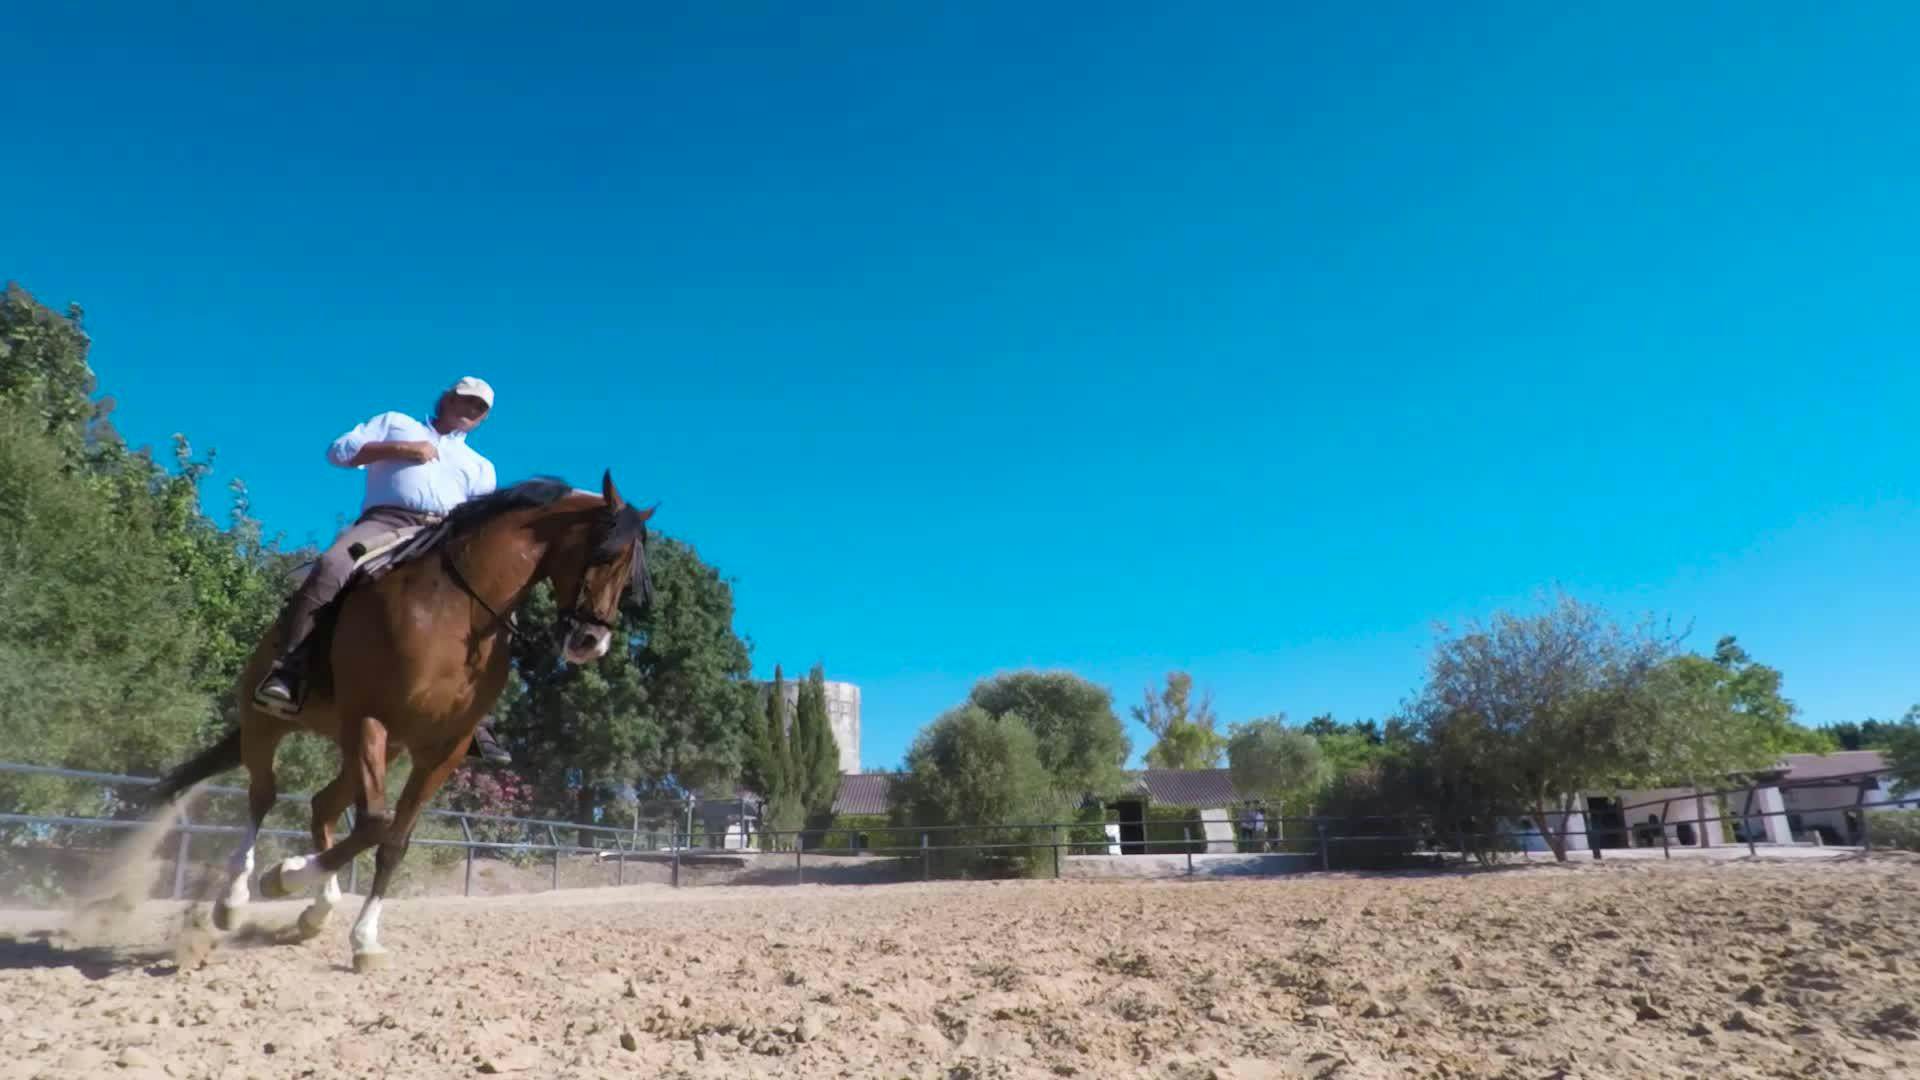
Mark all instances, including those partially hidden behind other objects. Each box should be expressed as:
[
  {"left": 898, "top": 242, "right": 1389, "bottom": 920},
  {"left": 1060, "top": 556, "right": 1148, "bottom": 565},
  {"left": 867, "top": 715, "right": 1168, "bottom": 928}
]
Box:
[{"left": 252, "top": 376, "right": 512, "bottom": 766}]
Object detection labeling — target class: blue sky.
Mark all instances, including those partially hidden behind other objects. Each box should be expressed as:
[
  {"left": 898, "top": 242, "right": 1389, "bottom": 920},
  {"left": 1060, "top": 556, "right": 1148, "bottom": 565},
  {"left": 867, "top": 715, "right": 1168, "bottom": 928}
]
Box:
[{"left": 6, "top": 3, "right": 1917, "bottom": 771}]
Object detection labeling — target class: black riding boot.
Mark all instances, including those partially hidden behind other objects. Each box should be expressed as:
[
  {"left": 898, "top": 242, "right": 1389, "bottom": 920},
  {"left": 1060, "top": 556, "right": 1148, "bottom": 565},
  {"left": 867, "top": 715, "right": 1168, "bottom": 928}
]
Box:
[
  {"left": 254, "top": 578, "right": 326, "bottom": 716},
  {"left": 253, "top": 640, "right": 312, "bottom": 716}
]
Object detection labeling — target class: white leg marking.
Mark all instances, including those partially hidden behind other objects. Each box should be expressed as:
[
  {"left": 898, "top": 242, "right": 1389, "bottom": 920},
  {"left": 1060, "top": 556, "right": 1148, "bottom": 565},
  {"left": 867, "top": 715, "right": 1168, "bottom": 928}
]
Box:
[
  {"left": 220, "top": 825, "right": 258, "bottom": 910},
  {"left": 297, "top": 872, "right": 343, "bottom": 936},
  {"left": 349, "top": 897, "right": 384, "bottom": 955}
]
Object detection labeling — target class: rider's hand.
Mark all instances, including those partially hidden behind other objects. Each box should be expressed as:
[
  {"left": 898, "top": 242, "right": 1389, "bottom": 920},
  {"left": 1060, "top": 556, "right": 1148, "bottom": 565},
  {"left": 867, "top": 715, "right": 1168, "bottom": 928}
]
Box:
[{"left": 398, "top": 441, "right": 439, "bottom": 464}]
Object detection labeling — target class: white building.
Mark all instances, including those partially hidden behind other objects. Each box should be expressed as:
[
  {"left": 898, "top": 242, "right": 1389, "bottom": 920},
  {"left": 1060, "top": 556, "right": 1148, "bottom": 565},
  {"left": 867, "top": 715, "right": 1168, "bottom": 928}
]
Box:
[
  {"left": 1505, "top": 750, "right": 1901, "bottom": 854},
  {"left": 1776, "top": 750, "right": 1903, "bottom": 845}
]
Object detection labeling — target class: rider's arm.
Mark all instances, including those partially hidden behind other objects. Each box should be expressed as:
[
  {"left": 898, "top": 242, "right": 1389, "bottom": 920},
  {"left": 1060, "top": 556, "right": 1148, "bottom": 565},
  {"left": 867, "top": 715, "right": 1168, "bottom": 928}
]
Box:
[{"left": 327, "top": 412, "right": 431, "bottom": 468}]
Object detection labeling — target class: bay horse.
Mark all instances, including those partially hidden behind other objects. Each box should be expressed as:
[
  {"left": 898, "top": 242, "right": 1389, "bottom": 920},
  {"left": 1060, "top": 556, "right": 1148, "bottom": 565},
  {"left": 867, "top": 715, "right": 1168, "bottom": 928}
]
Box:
[{"left": 145, "top": 470, "right": 653, "bottom": 972}]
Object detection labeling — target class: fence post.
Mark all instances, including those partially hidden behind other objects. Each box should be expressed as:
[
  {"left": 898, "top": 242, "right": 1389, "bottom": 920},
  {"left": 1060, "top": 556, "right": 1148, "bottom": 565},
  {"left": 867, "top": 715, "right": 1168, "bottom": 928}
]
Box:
[
  {"left": 1053, "top": 826, "right": 1061, "bottom": 879},
  {"left": 172, "top": 805, "right": 192, "bottom": 900},
  {"left": 1858, "top": 785, "right": 1874, "bottom": 852},
  {"left": 1744, "top": 789, "right": 1759, "bottom": 858},
  {"left": 1184, "top": 827, "right": 1193, "bottom": 876},
  {"left": 1660, "top": 813, "right": 1672, "bottom": 861},
  {"left": 1455, "top": 826, "right": 1467, "bottom": 866},
  {"left": 671, "top": 833, "right": 680, "bottom": 889},
  {"left": 547, "top": 825, "right": 560, "bottom": 891},
  {"left": 458, "top": 816, "right": 475, "bottom": 898},
  {"left": 616, "top": 836, "right": 626, "bottom": 887},
  {"left": 795, "top": 836, "right": 803, "bottom": 886},
  {"left": 921, "top": 832, "right": 930, "bottom": 881},
  {"left": 1316, "top": 822, "right": 1329, "bottom": 872}
]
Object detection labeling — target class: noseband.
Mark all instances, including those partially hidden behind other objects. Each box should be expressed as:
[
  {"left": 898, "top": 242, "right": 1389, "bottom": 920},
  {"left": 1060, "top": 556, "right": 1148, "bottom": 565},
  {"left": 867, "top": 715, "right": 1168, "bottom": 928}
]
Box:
[{"left": 556, "top": 541, "right": 629, "bottom": 640}]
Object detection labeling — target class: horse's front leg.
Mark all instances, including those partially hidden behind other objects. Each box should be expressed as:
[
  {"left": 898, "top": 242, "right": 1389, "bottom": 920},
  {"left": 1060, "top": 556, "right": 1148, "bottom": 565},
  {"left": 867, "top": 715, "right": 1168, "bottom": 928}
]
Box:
[{"left": 347, "top": 743, "right": 465, "bottom": 972}]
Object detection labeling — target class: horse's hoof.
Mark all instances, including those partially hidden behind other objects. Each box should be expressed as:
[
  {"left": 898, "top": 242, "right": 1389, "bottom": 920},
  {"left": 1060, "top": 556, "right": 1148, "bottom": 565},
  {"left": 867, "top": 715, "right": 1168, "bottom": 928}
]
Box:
[
  {"left": 296, "top": 907, "right": 330, "bottom": 940},
  {"left": 351, "top": 949, "right": 389, "bottom": 974},
  {"left": 211, "top": 902, "right": 237, "bottom": 932}
]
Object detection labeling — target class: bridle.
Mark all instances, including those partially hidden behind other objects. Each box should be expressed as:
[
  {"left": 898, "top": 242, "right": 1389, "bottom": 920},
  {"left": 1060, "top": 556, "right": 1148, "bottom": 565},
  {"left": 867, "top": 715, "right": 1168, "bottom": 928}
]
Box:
[
  {"left": 557, "top": 573, "right": 620, "bottom": 639},
  {"left": 440, "top": 509, "right": 639, "bottom": 646},
  {"left": 556, "top": 525, "right": 635, "bottom": 641}
]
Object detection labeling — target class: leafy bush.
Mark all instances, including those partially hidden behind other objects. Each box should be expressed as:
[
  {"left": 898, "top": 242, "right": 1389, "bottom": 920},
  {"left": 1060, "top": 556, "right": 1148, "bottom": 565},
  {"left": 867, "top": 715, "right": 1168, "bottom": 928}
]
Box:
[
  {"left": 1143, "top": 805, "right": 1207, "bottom": 855},
  {"left": 815, "top": 814, "right": 917, "bottom": 853},
  {"left": 888, "top": 705, "right": 1064, "bottom": 878},
  {"left": 1867, "top": 809, "right": 1920, "bottom": 853}
]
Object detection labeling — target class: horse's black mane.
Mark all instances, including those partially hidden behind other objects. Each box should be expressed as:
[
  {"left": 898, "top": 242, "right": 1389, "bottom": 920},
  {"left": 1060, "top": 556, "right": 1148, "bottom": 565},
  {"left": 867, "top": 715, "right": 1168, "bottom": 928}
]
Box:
[
  {"left": 445, "top": 475, "right": 652, "bottom": 563},
  {"left": 444, "top": 476, "right": 579, "bottom": 538}
]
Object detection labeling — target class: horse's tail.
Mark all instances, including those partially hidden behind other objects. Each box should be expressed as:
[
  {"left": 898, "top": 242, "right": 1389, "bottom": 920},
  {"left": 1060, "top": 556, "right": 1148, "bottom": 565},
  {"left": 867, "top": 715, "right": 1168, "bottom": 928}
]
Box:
[{"left": 145, "top": 727, "right": 244, "bottom": 806}]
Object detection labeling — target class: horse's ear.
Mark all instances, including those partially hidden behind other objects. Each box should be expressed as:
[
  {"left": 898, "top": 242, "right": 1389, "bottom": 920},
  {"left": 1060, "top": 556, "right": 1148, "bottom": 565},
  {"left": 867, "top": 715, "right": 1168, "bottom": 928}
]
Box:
[
  {"left": 637, "top": 501, "right": 657, "bottom": 523},
  {"left": 602, "top": 469, "right": 625, "bottom": 512}
]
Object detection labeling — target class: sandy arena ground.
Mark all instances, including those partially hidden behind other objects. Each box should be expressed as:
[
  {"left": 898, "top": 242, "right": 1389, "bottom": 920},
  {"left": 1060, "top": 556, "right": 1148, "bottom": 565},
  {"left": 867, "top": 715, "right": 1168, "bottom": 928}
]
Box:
[{"left": 0, "top": 854, "right": 1915, "bottom": 1079}]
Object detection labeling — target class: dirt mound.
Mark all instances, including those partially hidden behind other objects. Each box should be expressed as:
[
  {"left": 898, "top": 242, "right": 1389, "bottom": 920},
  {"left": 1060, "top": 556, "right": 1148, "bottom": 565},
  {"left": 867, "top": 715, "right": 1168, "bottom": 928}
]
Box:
[{"left": 1, "top": 856, "right": 1915, "bottom": 1078}]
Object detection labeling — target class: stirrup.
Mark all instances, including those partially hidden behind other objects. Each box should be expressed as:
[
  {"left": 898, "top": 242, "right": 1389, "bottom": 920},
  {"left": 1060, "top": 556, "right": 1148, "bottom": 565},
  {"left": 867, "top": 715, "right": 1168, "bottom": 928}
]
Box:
[
  {"left": 252, "top": 667, "right": 305, "bottom": 717},
  {"left": 469, "top": 731, "right": 513, "bottom": 766}
]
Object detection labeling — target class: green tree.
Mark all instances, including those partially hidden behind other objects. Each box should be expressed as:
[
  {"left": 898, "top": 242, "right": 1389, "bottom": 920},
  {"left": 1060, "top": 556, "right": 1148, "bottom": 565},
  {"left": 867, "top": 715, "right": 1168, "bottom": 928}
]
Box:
[
  {"left": 1407, "top": 592, "right": 1680, "bottom": 862},
  {"left": 741, "top": 663, "right": 843, "bottom": 846},
  {"left": 497, "top": 533, "right": 756, "bottom": 835},
  {"left": 1225, "top": 716, "right": 1328, "bottom": 808},
  {"left": 1638, "top": 652, "right": 1789, "bottom": 783},
  {"left": 1134, "top": 671, "right": 1226, "bottom": 770},
  {"left": 0, "top": 282, "right": 98, "bottom": 454},
  {"left": 794, "top": 665, "right": 843, "bottom": 825},
  {"left": 966, "top": 670, "right": 1130, "bottom": 797},
  {"left": 888, "top": 704, "right": 1057, "bottom": 875},
  {"left": 0, "top": 283, "right": 323, "bottom": 806},
  {"left": 748, "top": 667, "right": 803, "bottom": 842},
  {"left": 1822, "top": 715, "right": 1907, "bottom": 752},
  {"left": 1881, "top": 706, "right": 1920, "bottom": 797},
  {"left": 1298, "top": 714, "right": 1391, "bottom": 782},
  {"left": 0, "top": 396, "right": 209, "bottom": 797},
  {"left": 1705, "top": 637, "right": 1835, "bottom": 755}
]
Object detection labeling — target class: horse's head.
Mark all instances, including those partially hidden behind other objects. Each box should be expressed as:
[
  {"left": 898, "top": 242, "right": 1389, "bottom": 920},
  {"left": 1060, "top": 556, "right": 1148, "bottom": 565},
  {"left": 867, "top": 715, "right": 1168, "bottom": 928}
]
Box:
[{"left": 551, "top": 470, "right": 655, "bottom": 664}]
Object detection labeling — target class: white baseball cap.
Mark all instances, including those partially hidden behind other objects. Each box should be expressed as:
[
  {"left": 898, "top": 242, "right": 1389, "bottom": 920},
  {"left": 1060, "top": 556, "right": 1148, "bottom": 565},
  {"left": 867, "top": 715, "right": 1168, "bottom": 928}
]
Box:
[{"left": 449, "top": 376, "right": 495, "bottom": 408}]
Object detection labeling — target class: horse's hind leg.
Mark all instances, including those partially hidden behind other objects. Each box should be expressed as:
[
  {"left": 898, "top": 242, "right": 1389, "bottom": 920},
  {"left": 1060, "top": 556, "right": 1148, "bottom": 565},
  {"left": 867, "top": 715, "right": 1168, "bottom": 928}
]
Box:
[{"left": 212, "top": 718, "right": 288, "bottom": 931}]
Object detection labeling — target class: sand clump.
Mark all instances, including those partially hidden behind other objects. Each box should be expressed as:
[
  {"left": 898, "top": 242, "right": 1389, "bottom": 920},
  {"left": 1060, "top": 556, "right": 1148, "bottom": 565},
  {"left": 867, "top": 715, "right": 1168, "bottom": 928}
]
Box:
[{"left": 0, "top": 855, "right": 1914, "bottom": 1078}]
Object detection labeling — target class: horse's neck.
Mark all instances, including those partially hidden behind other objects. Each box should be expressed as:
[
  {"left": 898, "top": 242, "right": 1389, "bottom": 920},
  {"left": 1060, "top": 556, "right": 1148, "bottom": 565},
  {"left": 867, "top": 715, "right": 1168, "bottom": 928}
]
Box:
[{"left": 452, "top": 513, "right": 554, "bottom": 615}]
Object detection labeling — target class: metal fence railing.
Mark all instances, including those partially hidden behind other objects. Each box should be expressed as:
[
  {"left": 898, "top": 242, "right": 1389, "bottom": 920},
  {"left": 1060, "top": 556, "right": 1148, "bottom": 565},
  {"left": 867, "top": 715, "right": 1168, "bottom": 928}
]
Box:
[
  {"left": 0, "top": 761, "right": 753, "bottom": 901},
  {"left": 0, "top": 760, "right": 1912, "bottom": 902}
]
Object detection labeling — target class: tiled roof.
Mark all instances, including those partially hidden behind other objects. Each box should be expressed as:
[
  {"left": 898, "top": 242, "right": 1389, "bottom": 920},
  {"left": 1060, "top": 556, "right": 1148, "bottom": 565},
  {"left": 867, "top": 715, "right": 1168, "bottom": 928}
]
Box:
[
  {"left": 832, "top": 773, "right": 898, "bottom": 816},
  {"left": 1777, "top": 750, "right": 1889, "bottom": 784},
  {"left": 1125, "top": 769, "right": 1241, "bottom": 808}
]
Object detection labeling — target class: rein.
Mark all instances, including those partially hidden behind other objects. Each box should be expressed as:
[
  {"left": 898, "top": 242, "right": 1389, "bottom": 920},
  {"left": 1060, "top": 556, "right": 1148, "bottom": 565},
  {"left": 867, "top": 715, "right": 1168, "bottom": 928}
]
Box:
[
  {"left": 437, "top": 526, "right": 617, "bottom": 644},
  {"left": 439, "top": 546, "right": 521, "bottom": 641}
]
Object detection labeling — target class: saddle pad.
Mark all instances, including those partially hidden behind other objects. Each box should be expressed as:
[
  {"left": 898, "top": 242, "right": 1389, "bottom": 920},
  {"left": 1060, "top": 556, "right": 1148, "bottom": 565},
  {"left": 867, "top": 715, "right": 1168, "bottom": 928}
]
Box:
[{"left": 343, "top": 518, "right": 457, "bottom": 589}]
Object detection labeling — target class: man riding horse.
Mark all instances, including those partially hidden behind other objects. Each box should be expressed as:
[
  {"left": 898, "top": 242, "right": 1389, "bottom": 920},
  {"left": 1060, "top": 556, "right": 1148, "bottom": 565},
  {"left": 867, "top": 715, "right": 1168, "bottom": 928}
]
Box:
[{"left": 253, "top": 375, "right": 512, "bottom": 765}]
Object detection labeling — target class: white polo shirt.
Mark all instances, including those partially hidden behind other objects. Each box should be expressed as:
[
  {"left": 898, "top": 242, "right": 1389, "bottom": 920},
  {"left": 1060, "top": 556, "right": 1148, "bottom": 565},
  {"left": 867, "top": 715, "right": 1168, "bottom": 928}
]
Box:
[{"left": 326, "top": 411, "right": 498, "bottom": 516}]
